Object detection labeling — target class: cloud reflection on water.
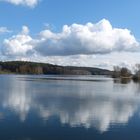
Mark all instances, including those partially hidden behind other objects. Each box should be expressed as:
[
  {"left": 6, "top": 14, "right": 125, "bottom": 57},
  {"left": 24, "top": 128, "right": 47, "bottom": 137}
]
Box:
[{"left": 1, "top": 75, "right": 140, "bottom": 132}]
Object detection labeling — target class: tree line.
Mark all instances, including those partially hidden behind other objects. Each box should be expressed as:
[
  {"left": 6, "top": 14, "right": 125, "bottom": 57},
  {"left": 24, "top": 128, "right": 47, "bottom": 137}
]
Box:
[
  {"left": 0, "top": 61, "right": 111, "bottom": 75},
  {"left": 112, "top": 64, "right": 140, "bottom": 81}
]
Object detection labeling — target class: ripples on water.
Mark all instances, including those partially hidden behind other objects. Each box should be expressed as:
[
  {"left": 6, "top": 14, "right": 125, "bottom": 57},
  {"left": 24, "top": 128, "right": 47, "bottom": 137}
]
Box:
[{"left": 0, "top": 75, "right": 140, "bottom": 140}]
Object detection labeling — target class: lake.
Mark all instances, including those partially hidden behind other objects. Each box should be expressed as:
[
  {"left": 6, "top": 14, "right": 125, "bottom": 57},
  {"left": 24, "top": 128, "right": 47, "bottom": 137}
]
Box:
[{"left": 0, "top": 75, "right": 140, "bottom": 140}]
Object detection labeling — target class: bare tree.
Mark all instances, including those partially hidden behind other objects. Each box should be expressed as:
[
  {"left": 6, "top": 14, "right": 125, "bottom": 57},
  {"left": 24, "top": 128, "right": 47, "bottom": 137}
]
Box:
[{"left": 133, "top": 64, "right": 140, "bottom": 81}]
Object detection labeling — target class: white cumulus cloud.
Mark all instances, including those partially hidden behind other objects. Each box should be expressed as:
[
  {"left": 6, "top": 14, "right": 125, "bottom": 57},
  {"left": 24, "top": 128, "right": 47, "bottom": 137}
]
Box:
[
  {"left": 0, "top": 0, "right": 39, "bottom": 7},
  {"left": 2, "top": 26, "right": 33, "bottom": 56},
  {"left": 35, "top": 19, "right": 140, "bottom": 56},
  {"left": 2, "top": 19, "right": 140, "bottom": 57}
]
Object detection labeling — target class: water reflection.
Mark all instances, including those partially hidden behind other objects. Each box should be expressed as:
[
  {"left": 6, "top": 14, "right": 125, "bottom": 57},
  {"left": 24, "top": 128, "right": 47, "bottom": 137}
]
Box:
[
  {"left": 2, "top": 77, "right": 32, "bottom": 121},
  {"left": 113, "top": 78, "right": 131, "bottom": 84},
  {"left": 38, "top": 97, "right": 138, "bottom": 132},
  {"left": 0, "top": 75, "right": 140, "bottom": 133}
]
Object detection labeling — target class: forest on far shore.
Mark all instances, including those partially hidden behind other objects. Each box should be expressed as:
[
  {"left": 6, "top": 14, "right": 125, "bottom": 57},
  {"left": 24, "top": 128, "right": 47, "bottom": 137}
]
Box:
[
  {"left": 1, "top": 61, "right": 140, "bottom": 82},
  {"left": 0, "top": 61, "right": 111, "bottom": 75}
]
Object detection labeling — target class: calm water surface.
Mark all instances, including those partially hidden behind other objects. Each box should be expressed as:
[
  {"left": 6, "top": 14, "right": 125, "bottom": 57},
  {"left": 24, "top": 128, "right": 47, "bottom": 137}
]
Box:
[{"left": 0, "top": 75, "right": 140, "bottom": 140}]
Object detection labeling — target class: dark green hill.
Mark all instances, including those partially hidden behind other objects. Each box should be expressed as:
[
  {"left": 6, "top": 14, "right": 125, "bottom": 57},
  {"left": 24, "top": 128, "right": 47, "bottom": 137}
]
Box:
[{"left": 0, "top": 61, "right": 112, "bottom": 75}]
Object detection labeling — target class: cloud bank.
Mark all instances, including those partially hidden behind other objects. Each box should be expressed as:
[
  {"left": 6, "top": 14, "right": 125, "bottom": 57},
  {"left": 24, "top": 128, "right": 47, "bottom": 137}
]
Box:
[
  {"left": 1, "top": 19, "right": 140, "bottom": 69},
  {"left": 0, "top": 0, "right": 39, "bottom": 7},
  {"left": 2, "top": 19, "right": 139, "bottom": 57},
  {"left": 36, "top": 19, "right": 139, "bottom": 56}
]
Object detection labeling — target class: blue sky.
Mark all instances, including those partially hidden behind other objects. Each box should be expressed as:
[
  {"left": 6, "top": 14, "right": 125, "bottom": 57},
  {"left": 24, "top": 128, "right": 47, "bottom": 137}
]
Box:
[
  {"left": 0, "top": 0, "right": 140, "bottom": 69},
  {"left": 0, "top": 0, "right": 140, "bottom": 37}
]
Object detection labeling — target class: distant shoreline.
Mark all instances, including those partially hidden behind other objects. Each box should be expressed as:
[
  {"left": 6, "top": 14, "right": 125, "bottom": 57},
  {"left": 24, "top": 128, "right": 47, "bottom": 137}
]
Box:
[{"left": 0, "top": 61, "right": 112, "bottom": 75}]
